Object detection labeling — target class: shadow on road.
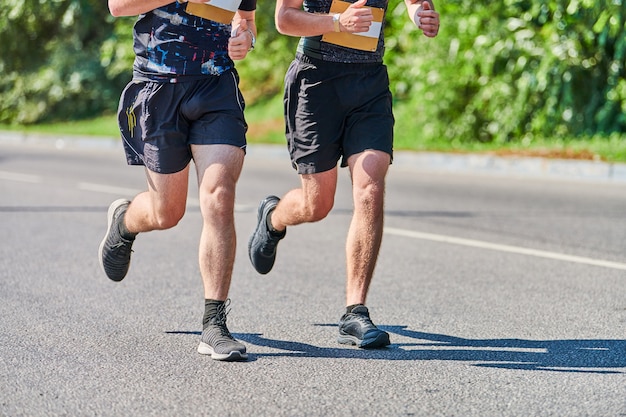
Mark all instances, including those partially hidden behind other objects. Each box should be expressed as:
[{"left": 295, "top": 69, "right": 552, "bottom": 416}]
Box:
[{"left": 166, "top": 326, "right": 625, "bottom": 373}]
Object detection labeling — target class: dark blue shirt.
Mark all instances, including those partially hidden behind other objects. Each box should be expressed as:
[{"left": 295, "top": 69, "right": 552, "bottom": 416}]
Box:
[{"left": 132, "top": 1, "right": 256, "bottom": 82}]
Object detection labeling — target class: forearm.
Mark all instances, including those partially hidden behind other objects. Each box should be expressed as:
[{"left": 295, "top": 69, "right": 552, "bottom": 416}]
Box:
[
  {"left": 233, "top": 10, "right": 257, "bottom": 37},
  {"left": 275, "top": 4, "right": 334, "bottom": 37}
]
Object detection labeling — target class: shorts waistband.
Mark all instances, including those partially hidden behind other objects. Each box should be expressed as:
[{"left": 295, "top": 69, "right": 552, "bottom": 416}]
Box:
[{"left": 296, "top": 52, "right": 382, "bottom": 68}]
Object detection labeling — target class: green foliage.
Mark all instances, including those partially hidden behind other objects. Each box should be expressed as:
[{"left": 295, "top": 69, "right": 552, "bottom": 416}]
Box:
[
  {"left": 235, "top": 0, "right": 299, "bottom": 101},
  {"left": 1, "top": 0, "right": 624, "bottom": 157},
  {"left": 4, "top": 107, "right": 625, "bottom": 161},
  {"left": 0, "top": 0, "right": 128, "bottom": 124},
  {"left": 386, "top": 0, "right": 626, "bottom": 148}
]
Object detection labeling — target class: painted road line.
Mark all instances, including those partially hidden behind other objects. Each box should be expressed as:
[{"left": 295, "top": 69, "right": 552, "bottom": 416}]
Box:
[
  {"left": 78, "top": 182, "right": 141, "bottom": 196},
  {"left": 0, "top": 170, "right": 41, "bottom": 183},
  {"left": 79, "top": 182, "right": 250, "bottom": 212},
  {"left": 385, "top": 227, "right": 626, "bottom": 271}
]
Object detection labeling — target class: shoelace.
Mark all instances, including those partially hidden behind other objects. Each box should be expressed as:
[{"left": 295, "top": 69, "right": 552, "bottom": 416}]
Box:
[
  {"left": 207, "top": 300, "right": 236, "bottom": 342},
  {"left": 109, "top": 214, "right": 133, "bottom": 253},
  {"left": 111, "top": 240, "right": 132, "bottom": 250},
  {"left": 211, "top": 300, "right": 232, "bottom": 327},
  {"left": 215, "top": 325, "right": 233, "bottom": 339},
  {"left": 109, "top": 241, "right": 133, "bottom": 261},
  {"left": 348, "top": 312, "right": 375, "bottom": 328}
]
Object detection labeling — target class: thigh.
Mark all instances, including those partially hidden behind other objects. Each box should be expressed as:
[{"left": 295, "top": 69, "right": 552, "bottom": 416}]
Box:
[
  {"left": 191, "top": 144, "right": 245, "bottom": 200},
  {"left": 347, "top": 150, "right": 390, "bottom": 191},
  {"left": 145, "top": 165, "right": 191, "bottom": 215},
  {"left": 301, "top": 167, "right": 338, "bottom": 200}
]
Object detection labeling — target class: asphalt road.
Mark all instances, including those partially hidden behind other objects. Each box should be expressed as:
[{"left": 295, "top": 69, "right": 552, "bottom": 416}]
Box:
[{"left": 1, "top": 141, "right": 625, "bottom": 417}]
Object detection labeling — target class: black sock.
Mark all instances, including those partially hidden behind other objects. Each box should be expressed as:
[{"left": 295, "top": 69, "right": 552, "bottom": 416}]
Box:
[
  {"left": 265, "top": 210, "right": 282, "bottom": 235},
  {"left": 346, "top": 304, "right": 364, "bottom": 314},
  {"left": 203, "top": 299, "right": 225, "bottom": 329},
  {"left": 118, "top": 211, "right": 137, "bottom": 240}
]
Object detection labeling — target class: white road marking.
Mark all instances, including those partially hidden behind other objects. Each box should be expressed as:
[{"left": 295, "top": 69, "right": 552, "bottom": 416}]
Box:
[
  {"left": 0, "top": 170, "right": 41, "bottom": 183},
  {"left": 385, "top": 227, "right": 626, "bottom": 271},
  {"left": 407, "top": 345, "right": 548, "bottom": 353},
  {"left": 79, "top": 182, "right": 249, "bottom": 211},
  {"left": 6, "top": 173, "right": 622, "bottom": 271},
  {"left": 78, "top": 182, "right": 141, "bottom": 196}
]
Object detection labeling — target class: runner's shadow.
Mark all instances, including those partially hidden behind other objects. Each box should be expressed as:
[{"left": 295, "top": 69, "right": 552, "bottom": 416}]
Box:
[
  {"left": 381, "top": 325, "right": 626, "bottom": 373},
  {"left": 165, "top": 327, "right": 626, "bottom": 373}
]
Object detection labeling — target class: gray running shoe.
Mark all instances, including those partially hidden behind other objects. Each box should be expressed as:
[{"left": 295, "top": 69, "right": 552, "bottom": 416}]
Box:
[
  {"left": 248, "top": 195, "right": 285, "bottom": 274},
  {"left": 98, "top": 199, "right": 134, "bottom": 282},
  {"left": 338, "top": 305, "right": 390, "bottom": 348},
  {"left": 197, "top": 302, "right": 248, "bottom": 361}
]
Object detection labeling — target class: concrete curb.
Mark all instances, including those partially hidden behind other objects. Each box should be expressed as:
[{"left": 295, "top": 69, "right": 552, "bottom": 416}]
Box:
[
  {"left": 0, "top": 131, "right": 121, "bottom": 151},
  {"left": 1, "top": 131, "right": 625, "bottom": 184},
  {"left": 391, "top": 151, "right": 626, "bottom": 184}
]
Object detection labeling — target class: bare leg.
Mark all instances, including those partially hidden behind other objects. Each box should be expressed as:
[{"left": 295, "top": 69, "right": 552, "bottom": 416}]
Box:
[
  {"left": 345, "top": 150, "right": 390, "bottom": 306},
  {"left": 192, "top": 144, "right": 245, "bottom": 301},
  {"left": 124, "top": 166, "right": 190, "bottom": 234},
  {"left": 270, "top": 168, "right": 338, "bottom": 231}
]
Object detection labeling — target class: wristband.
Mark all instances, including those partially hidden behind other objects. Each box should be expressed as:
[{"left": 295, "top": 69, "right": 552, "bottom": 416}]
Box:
[
  {"left": 332, "top": 13, "right": 341, "bottom": 32},
  {"left": 245, "top": 29, "right": 256, "bottom": 50}
]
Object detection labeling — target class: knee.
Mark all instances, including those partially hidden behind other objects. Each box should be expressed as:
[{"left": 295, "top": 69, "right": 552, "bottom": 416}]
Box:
[
  {"left": 353, "top": 182, "right": 385, "bottom": 212},
  {"left": 304, "top": 197, "right": 333, "bottom": 222},
  {"left": 350, "top": 151, "right": 389, "bottom": 209},
  {"left": 200, "top": 186, "right": 236, "bottom": 220},
  {"left": 153, "top": 206, "right": 185, "bottom": 229}
]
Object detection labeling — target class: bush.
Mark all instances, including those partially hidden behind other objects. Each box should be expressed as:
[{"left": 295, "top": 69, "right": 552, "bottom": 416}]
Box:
[
  {"left": 386, "top": 0, "right": 626, "bottom": 147},
  {"left": 0, "top": 0, "right": 129, "bottom": 124},
  {"left": 1, "top": 0, "right": 624, "bottom": 152}
]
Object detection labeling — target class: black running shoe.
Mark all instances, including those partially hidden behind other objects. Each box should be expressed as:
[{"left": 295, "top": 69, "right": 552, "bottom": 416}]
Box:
[
  {"left": 98, "top": 199, "right": 134, "bottom": 282},
  {"left": 197, "top": 301, "right": 248, "bottom": 361},
  {"left": 248, "top": 195, "right": 285, "bottom": 274},
  {"left": 338, "top": 305, "right": 390, "bottom": 348}
]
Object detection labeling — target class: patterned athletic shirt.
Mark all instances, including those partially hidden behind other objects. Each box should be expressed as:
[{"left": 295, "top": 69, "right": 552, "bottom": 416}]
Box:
[
  {"left": 298, "top": 0, "right": 388, "bottom": 63},
  {"left": 132, "top": 1, "right": 256, "bottom": 82}
]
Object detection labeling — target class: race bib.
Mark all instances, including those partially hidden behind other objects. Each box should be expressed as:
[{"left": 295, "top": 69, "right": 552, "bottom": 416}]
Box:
[
  {"left": 321, "top": 0, "right": 384, "bottom": 52},
  {"left": 186, "top": 0, "right": 243, "bottom": 24}
]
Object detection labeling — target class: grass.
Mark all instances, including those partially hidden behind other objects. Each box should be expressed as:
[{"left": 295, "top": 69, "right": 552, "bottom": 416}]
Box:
[
  {"left": 0, "top": 96, "right": 286, "bottom": 144},
  {"left": 394, "top": 133, "right": 626, "bottom": 163},
  {"left": 2, "top": 96, "right": 625, "bottom": 163},
  {"left": 0, "top": 114, "right": 122, "bottom": 138}
]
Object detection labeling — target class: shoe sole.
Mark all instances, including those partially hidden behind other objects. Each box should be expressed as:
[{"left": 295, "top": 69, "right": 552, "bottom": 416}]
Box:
[
  {"left": 98, "top": 198, "right": 130, "bottom": 282},
  {"left": 338, "top": 332, "right": 391, "bottom": 349},
  {"left": 197, "top": 342, "right": 248, "bottom": 361}
]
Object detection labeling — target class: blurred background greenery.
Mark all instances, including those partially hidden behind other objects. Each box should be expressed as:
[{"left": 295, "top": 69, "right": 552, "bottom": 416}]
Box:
[{"left": 1, "top": 0, "right": 625, "bottom": 161}]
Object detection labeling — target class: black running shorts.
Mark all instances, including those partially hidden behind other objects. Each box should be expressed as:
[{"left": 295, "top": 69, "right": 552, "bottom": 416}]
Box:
[
  {"left": 117, "top": 70, "right": 247, "bottom": 174},
  {"left": 283, "top": 53, "right": 394, "bottom": 174}
]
